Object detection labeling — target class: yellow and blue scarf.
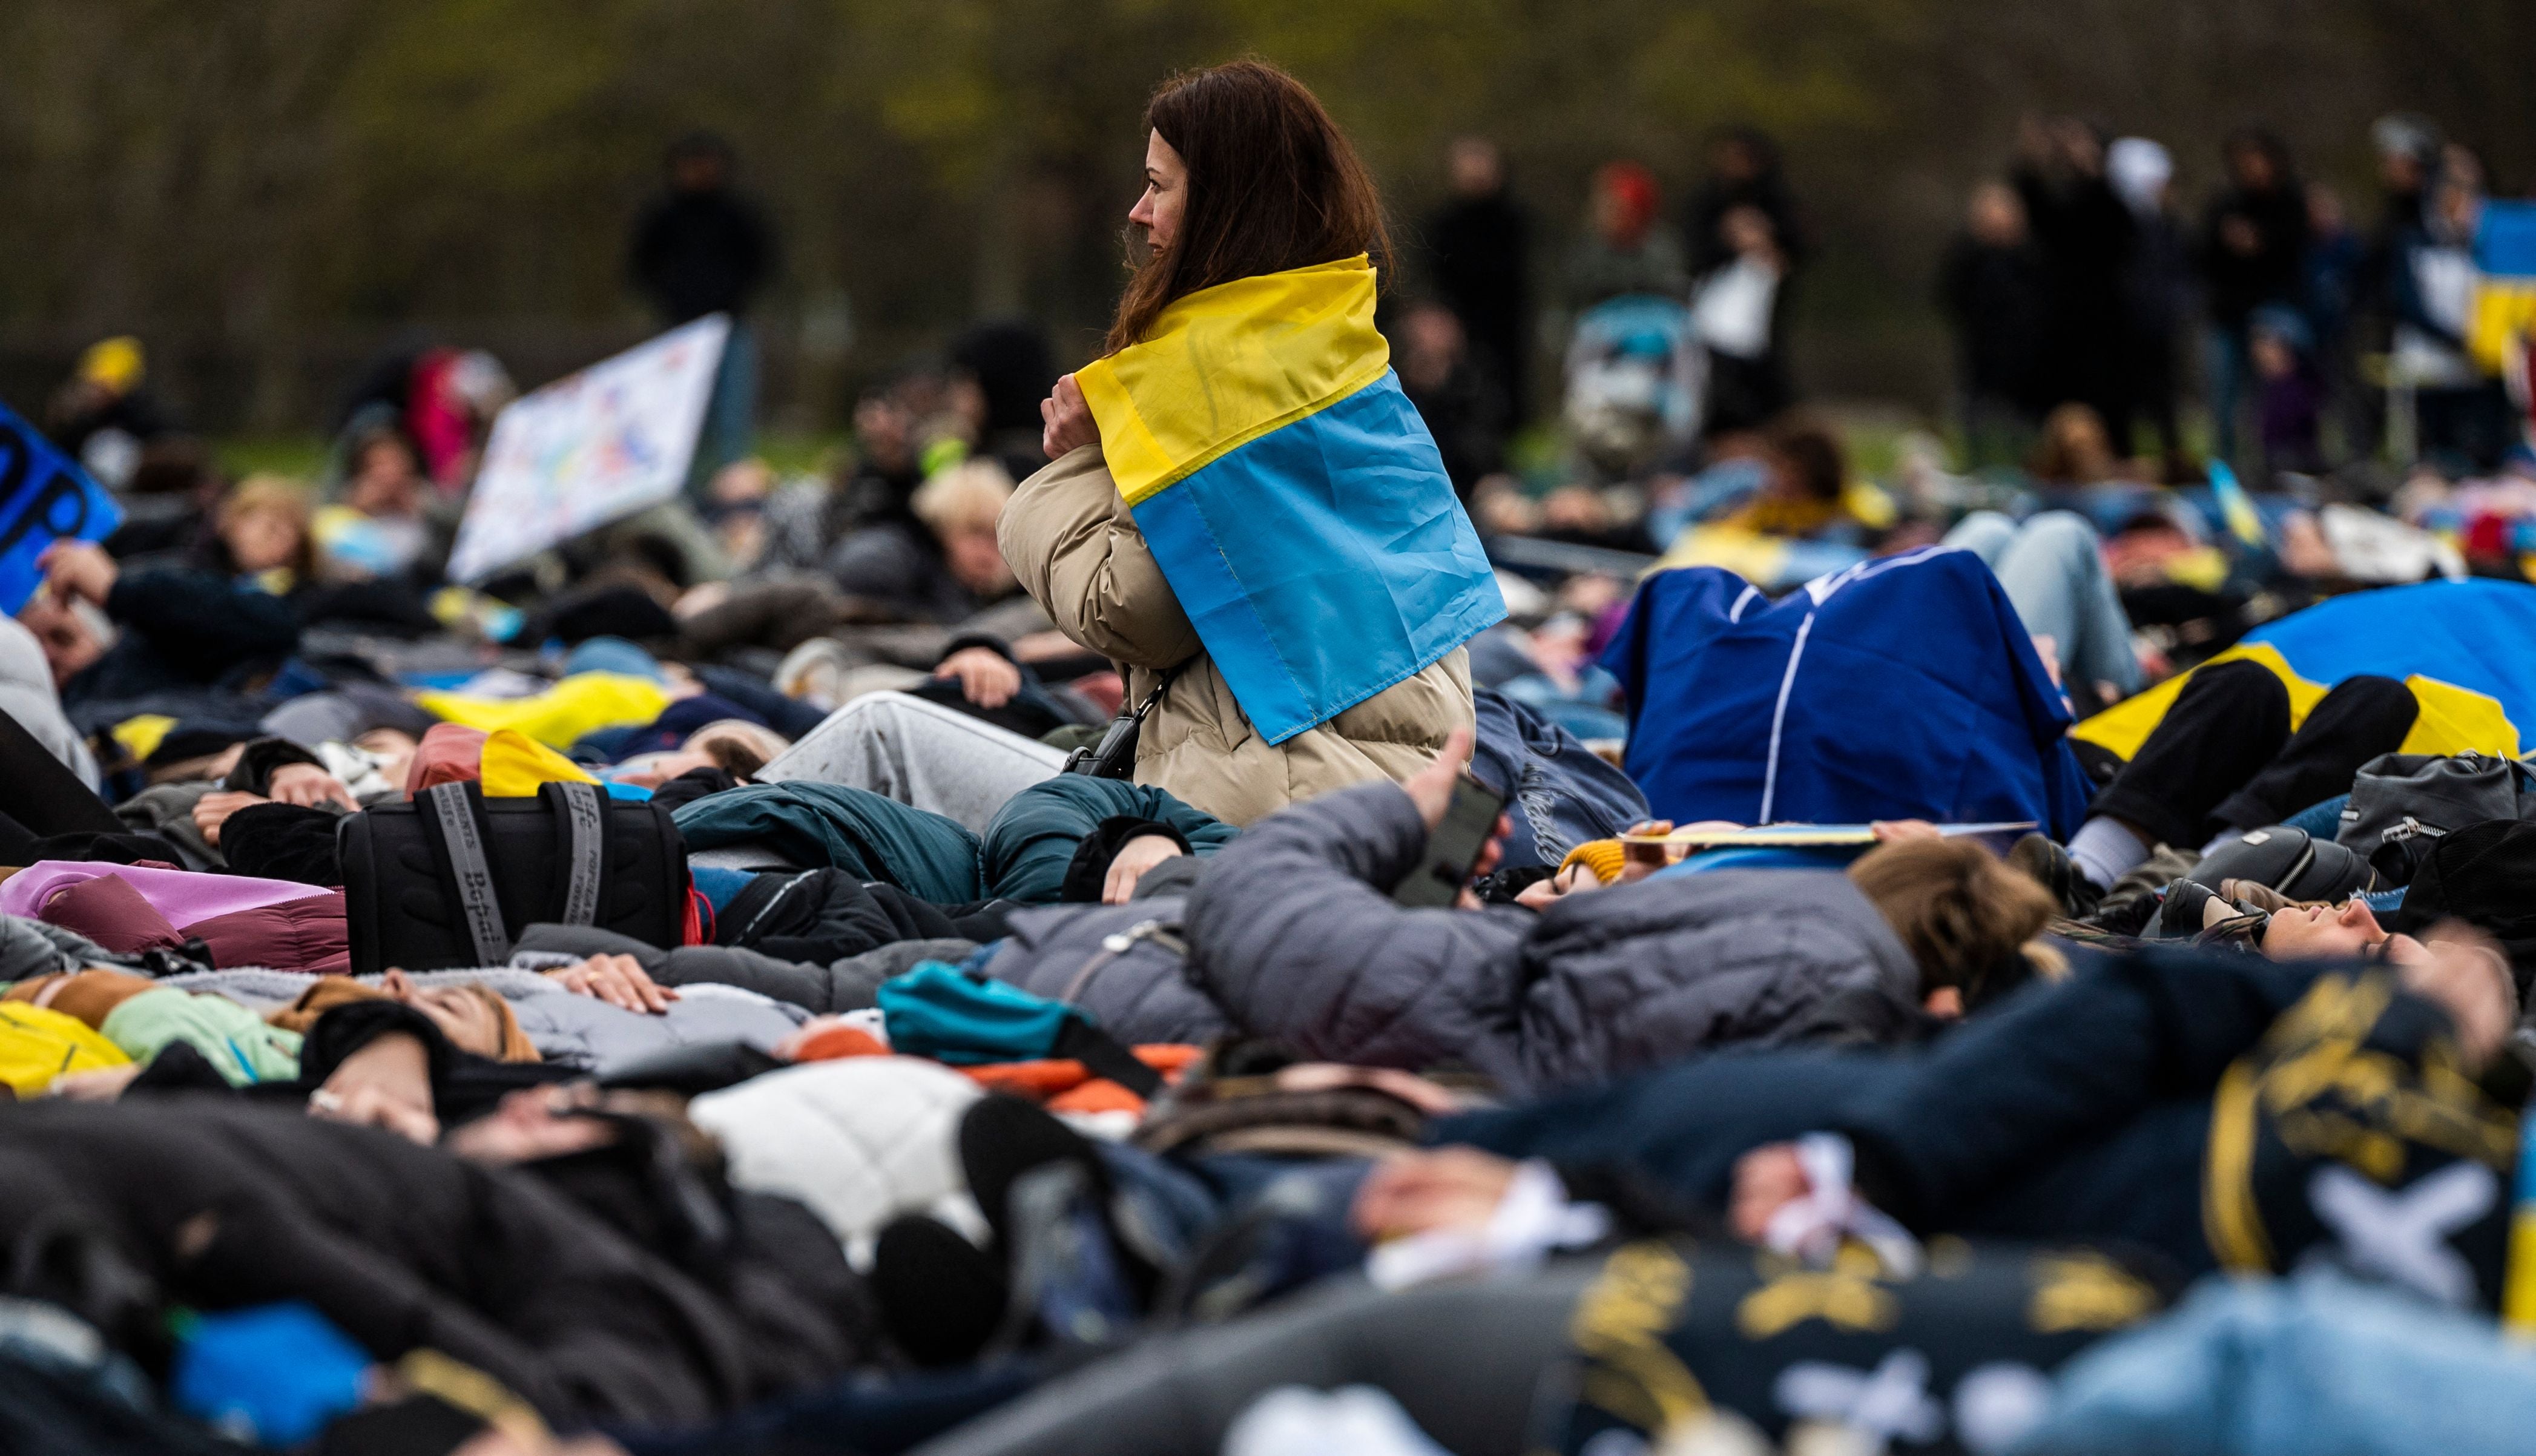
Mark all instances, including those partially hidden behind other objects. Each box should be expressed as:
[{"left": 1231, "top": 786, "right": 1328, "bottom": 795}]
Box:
[{"left": 1078, "top": 255, "right": 1503, "bottom": 743}]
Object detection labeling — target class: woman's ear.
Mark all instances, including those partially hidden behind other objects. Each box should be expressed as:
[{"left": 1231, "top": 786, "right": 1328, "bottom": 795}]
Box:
[{"left": 1922, "top": 985, "right": 1963, "bottom": 1020}]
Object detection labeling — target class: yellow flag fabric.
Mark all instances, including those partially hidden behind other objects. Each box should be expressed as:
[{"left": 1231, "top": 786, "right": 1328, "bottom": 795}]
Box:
[
  {"left": 416, "top": 673, "right": 670, "bottom": 750},
  {"left": 1073, "top": 255, "right": 1392, "bottom": 506},
  {"left": 0, "top": 1003, "right": 129, "bottom": 1096},
  {"left": 2073, "top": 643, "right": 2519, "bottom": 761},
  {"left": 479, "top": 728, "right": 601, "bottom": 797}
]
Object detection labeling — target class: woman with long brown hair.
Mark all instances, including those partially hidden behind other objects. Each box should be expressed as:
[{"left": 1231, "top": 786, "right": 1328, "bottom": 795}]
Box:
[{"left": 1001, "top": 59, "right": 1502, "bottom": 827}]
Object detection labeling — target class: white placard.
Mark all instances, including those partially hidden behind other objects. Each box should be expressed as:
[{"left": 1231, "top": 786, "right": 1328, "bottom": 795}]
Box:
[{"left": 446, "top": 313, "right": 729, "bottom": 582}]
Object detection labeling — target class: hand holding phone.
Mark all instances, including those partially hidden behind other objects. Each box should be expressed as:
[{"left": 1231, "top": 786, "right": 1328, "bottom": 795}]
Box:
[{"left": 1394, "top": 774, "right": 1507, "bottom": 908}]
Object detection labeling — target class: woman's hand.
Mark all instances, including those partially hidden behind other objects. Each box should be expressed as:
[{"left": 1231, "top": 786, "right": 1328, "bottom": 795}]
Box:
[
  {"left": 1728, "top": 1142, "right": 1811, "bottom": 1242},
  {"left": 268, "top": 762, "right": 358, "bottom": 810},
  {"left": 1350, "top": 1147, "right": 1520, "bottom": 1242},
  {"left": 1040, "top": 374, "right": 1100, "bottom": 460},
  {"left": 309, "top": 1030, "right": 440, "bottom": 1145},
  {"left": 193, "top": 789, "right": 269, "bottom": 847},
  {"left": 1104, "top": 834, "right": 1185, "bottom": 904},
  {"left": 935, "top": 646, "right": 1022, "bottom": 709},
  {"left": 545, "top": 953, "right": 676, "bottom": 1014},
  {"left": 1400, "top": 727, "right": 1477, "bottom": 833},
  {"left": 38, "top": 541, "right": 117, "bottom": 608}
]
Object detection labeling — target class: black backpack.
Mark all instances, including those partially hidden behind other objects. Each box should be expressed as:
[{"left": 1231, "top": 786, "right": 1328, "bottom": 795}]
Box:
[{"left": 339, "top": 780, "right": 688, "bottom": 974}]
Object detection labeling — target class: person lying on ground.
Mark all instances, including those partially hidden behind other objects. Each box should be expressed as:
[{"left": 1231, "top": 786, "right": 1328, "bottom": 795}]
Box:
[
  {"left": 822, "top": 459, "right": 1021, "bottom": 624},
  {"left": 1182, "top": 726, "right": 2057, "bottom": 1095},
  {"left": 1363, "top": 923, "right": 2515, "bottom": 1293},
  {"left": 2036, "top": 660, "right": 2429, "bottom": 917},
  {"left": 0, "top": 1096, "right": 870, "bottom": 1426}
]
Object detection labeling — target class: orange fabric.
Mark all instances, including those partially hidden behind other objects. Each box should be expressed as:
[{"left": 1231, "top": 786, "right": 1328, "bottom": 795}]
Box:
[
  {"left": 956, "top": 1044, "right": 1202, "bottom": 1101},
  {"left": 3, "top": 970, "right": 158, "bottom": 1029},
  {"left": 1047, "top": 1079, "right": 1149, "bottom": 1116},
  {"left": 788, "top": 1025, "right": 890, "bottom": 1062},
  {"left": 406, "top": 723, "right": 490, "bottom": 797}
]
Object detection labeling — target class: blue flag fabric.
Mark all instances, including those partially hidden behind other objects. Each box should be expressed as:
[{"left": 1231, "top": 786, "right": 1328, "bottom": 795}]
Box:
[
  {"left": 0, "top": 402, "right": 123, "bottom": 615},
  {"left": 1601, "top": 547, "right": 2095, "bottom": 837},
  {"left": 2244, "top": 578, "right": 2536, "bottom": 734}
]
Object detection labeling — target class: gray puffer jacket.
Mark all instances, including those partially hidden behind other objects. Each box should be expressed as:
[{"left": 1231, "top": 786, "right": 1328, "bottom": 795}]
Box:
[
  {"left": 981, "top": 897, "right": 1229, "bottom": 1046},
  {"left": 1185, "top": 782, "right": 1923, "bottom": 1095}
]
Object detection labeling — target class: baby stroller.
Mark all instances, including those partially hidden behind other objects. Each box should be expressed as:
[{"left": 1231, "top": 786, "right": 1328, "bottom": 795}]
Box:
[{"left": 1563, "top": 294, "right": 1704, "bottom": 482}]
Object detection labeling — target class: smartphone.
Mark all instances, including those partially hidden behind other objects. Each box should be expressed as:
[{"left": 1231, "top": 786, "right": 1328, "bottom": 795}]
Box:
[{"left": 1393, "top": 774, "right": 1507, "bottom": 907}]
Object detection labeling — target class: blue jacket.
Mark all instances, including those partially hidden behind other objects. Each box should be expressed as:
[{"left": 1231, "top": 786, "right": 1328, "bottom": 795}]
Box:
[{"left": 1602, "top": 547, "right": 2094, "bottom": 837}]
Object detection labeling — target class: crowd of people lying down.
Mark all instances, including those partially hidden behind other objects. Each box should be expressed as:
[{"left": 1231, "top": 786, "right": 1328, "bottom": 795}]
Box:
[
  {"left": 8, "top": 296, "right": 2536, "bottom": 1453},
  {"left": 0, "top": 412, "right": 2532, "bottom": 1456}
]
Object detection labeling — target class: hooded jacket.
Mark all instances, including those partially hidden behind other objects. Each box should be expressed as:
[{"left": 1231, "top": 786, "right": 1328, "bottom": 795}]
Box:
[
  {"left": 1185, "top": 781, "right": 1923, "bottom": 1095},
  {"left": 1000, "top": 444, "right": 1474, "bottom": 828}
]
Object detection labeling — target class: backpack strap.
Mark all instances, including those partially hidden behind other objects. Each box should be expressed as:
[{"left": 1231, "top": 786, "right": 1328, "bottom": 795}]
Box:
[
  {"left": 1049, "top": 1015, "right": 1164, "bottom": 1098},
  {"left": 417, "top": 782, "right": 512, "bottom": 966},
  {"left": 542, "top": 780, "right": 608, "bottom": 927}
]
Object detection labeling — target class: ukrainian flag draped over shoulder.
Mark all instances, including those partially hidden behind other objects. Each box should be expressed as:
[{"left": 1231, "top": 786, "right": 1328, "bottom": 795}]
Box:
[{"left": 1076, "top": 255, "right": 1504, "bottom": 745}]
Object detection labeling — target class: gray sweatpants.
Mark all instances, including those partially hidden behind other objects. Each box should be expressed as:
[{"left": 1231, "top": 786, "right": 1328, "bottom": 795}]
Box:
[{"left": 757, "top": 691, "right": 1067, "bottom": 833}]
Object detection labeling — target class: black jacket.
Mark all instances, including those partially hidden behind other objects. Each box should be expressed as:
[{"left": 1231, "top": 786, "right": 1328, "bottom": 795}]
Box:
[
  {"left": 0, "top": 1099, "right": 812, "bottom": 1423},
  {"left": 630, "top": 188, "right": 776, "bottom": 323}
]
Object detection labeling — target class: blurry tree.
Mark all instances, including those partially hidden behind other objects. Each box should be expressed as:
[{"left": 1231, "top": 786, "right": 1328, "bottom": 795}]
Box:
[{"left": 0, "top": 0, "right": 2521, "bottom": 429}]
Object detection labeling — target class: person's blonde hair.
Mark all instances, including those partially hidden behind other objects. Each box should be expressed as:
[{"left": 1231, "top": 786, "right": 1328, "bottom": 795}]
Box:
[
  {"left": 910, "top": 458, "right": 1014, "bottom": 537},
  {"left": 217, "top": 475, "right": 317, "bottom": 580},
  {"left": 1846, "top": 837, "right": 2058, "bottom": 1006},
  {"left": 682, "top": 719, "right": 791, "bottom": 779}
]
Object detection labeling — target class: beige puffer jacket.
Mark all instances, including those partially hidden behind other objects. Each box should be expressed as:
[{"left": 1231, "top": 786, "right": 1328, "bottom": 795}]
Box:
[{"left": 1000, "top": 444, "right": 1473, "bottom": 827}]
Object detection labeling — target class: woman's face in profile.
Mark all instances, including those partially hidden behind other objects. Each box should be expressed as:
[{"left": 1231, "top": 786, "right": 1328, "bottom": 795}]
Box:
[{"left": 1130, "top": 128, "right": 1187, "bottom": 253}]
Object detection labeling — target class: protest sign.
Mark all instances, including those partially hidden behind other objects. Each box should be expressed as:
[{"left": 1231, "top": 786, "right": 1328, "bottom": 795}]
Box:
[
  {"left": 0, "top": 401, "right": 124, "bottom": 614},
  {"left": 446, "top": 313, "right": 728, "bottom": 582}
]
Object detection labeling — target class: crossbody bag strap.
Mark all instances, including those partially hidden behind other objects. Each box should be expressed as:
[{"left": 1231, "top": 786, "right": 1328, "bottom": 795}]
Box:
[
  {"left": 542, "top": 780, "right": 608, "bottom": 926},
  {"left": 418, "top": 782, "right": 512, "bottom": 965}
]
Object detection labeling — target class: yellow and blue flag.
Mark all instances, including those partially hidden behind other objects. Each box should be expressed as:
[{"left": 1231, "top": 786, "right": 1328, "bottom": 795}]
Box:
[
  {"left": 1077, "top": 255, "right": 1504, "bottom": 743},
  {"left": 2468, "top": 199, "right": 2536, "bottom": 375}
]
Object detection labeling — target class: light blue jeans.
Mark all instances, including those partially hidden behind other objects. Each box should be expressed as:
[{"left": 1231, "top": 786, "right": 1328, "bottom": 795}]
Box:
[
  {"left": 1945, "top": 510, "right": 2142, "bottom": 698},
  {"left": 2013, "top": 1268, "right": 2536, "bottom": 1456}
]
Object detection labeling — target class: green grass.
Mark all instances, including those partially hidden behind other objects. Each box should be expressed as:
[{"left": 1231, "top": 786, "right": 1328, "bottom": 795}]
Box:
[{"left": 212, "top": 432, "right": 854, "bottom": 485}]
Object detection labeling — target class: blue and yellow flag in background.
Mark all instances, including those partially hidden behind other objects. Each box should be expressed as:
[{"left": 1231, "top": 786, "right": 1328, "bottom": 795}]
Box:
[
  {"left": 1077, "top": 256, "right": 1504, "bottom": 744},
  {"left": 2469, "top": 199, "right": 2536, "bottom": 375}
]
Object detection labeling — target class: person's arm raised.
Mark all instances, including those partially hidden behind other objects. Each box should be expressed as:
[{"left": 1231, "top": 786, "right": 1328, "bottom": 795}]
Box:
[{"left": 996, "top": 430, "right": 1201, "bottom": 670}]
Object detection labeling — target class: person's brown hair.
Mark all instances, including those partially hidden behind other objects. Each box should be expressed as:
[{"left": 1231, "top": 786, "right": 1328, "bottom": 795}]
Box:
[
  {"left": 1847, "top": 837, "right": 2058, "bottom": 1006},
  {"left": 2027, "top": 402, "right": 2116, "bottom": 484},
  {"left": 1762, "top": 415, "right": 1848, "bottom": 502},
  {"left": 1104, "top": 59, "right": 1392, "bottom": 355}
]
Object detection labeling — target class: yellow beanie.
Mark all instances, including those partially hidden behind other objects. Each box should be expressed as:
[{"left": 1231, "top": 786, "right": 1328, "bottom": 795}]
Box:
[
  {"left": 77, "top": 337, "right": 145, "bottom": 394},
  {"left": 1559, "top": 838, "right": 1628, "bottom": 886}
]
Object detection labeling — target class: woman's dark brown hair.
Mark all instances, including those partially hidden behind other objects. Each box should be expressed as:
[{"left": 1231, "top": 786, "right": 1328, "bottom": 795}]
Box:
[{"left": 1104, "top": 59, "right": 1392, "bottom": 355}]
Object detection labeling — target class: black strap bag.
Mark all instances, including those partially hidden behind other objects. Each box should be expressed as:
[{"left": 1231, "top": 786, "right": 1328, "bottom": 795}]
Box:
[
  {"left": 340, "top": 780, "right": 687, "bottom": 974},
  {"left": 1061, "top": 667, "right": 1180, "bottom": 779}
]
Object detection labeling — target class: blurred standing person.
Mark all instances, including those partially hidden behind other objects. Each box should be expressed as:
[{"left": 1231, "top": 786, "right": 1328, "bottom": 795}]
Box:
[
  {"left": 2107, "top": 138, "right": 2188, "bottom": 470},
  {"left": 2196, "top": 129, "right": 2310, "bottom": 466},
  {"left": 2389, "top": 154, "right": 2511, "bottom": 473},
  {"left": 1562, "top": 162, "right": 1688, "bottom": 310},
  {"left": 1690, "top": 203, "right": 1793, "bottom": 438},
  {"left": 2355, "top": 115, "right": 2445, "bottom": 460},
  {"left": 2301, "top": 181, "right": 2367, "bottom": 464},
  {"left": 631, "top": 132, "right": 779, "bottom": 498},
  {"left": 43, "top": 337, "right": 173, "bottom": 491},
  {"left": 1423, "top": 137, "right": 1531, "bottom": 424},
  {"left": 2012, "top": 117, "right": 2134, "bottom": 447},
  {"left": 1394, "top": 300, "right": 1506, "bottom": 498},
  {"left": 1685, "top": 127, "right": 1808, "bottom": 278},
  {"left": 1937, "top": 181, "right": 2052, "bottom": 470}
]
